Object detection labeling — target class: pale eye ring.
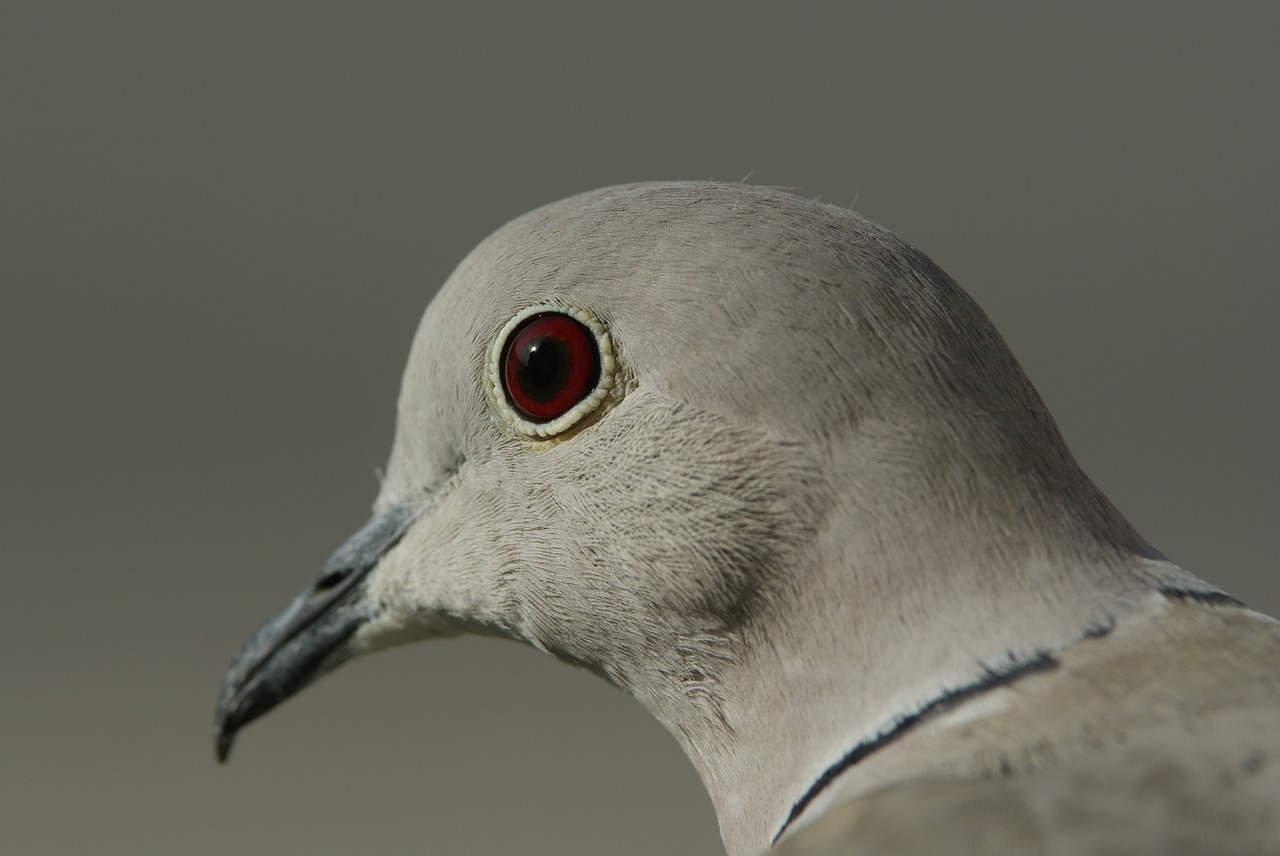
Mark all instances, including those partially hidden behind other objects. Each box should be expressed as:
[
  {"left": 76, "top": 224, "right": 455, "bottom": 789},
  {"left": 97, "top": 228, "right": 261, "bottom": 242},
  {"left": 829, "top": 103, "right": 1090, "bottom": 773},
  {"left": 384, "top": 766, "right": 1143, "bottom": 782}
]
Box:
[{"left": 486, "top": 304, "right": 616, "bottom": 438}]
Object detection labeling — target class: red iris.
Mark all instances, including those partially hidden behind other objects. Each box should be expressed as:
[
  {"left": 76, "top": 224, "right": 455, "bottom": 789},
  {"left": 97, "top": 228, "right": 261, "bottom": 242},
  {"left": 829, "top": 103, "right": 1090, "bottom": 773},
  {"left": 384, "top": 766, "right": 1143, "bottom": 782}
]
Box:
[{"left": 501, "top": 313, "right": 601, "bottom": 422}]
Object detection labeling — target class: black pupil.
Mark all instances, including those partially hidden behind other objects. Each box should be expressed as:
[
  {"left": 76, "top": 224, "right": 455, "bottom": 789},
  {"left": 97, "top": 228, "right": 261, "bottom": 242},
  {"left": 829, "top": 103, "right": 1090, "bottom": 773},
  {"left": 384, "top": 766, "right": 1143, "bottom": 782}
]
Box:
[{"left": 516, "top": 336, "right": 569, "bottom": 401}]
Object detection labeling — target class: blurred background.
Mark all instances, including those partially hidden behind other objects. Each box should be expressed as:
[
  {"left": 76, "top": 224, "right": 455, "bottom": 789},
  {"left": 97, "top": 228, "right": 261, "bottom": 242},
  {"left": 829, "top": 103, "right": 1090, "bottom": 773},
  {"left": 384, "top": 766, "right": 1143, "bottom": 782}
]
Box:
[{"left": 3, "top": 4, "right": 1277, "bottom": 855}]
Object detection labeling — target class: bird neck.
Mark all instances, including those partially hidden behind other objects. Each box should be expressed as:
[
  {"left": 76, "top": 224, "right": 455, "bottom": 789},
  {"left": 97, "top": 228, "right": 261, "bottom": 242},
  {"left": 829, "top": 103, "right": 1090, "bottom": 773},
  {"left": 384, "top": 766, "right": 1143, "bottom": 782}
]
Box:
[{"left": 637, "top": 531, "right": 1175, "bottom": 856}]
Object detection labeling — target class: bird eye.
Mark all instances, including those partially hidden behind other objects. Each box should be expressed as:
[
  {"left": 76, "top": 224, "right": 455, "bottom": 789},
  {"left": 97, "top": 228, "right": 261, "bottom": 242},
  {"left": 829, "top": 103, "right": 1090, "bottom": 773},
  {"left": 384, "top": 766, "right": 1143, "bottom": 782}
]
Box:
[{"left": 487, "top": 305, "right": 616, "bottom": 437}]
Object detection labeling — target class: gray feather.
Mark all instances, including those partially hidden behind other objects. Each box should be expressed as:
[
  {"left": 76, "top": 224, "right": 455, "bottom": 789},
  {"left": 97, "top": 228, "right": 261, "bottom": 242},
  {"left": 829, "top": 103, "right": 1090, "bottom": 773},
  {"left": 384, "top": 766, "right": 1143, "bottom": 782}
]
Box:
[{"left": 217, "top": 182, "right": 1280, "bottom": 856}]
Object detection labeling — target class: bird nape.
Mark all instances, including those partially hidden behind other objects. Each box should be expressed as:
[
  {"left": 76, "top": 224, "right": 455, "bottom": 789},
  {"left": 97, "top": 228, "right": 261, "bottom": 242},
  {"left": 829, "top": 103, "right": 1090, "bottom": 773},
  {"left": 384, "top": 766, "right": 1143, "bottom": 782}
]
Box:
[{"left": 215, "top": 182, "right": 1280, "bottom": 856}]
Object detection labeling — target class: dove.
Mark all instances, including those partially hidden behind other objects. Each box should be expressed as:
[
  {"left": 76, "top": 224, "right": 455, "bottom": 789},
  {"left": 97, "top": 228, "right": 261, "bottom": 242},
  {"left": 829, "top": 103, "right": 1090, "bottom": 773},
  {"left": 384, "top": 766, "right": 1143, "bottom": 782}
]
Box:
[{"left": 215, "top": 182, "right": 1280, "bottom": 855}]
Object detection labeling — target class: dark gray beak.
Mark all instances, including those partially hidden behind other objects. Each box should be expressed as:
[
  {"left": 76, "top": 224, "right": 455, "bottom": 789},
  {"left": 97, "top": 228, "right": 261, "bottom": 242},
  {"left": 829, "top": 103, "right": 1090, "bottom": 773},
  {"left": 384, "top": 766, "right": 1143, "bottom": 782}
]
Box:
[{"left": 214, "top": 504, "right": 415, "bottom": 762}]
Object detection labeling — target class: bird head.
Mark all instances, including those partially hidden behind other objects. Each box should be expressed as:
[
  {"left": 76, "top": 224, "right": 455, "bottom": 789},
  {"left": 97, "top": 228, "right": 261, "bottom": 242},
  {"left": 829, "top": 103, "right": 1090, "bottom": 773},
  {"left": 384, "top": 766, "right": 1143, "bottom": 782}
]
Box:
[{"left": 215, "top": 183, "right": 1158, "bottom": 851}]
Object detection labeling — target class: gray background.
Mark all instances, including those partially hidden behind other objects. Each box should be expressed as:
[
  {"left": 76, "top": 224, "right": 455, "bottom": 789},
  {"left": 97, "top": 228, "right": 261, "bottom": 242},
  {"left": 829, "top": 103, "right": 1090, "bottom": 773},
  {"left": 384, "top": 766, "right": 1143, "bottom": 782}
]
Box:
[{"left": 4, "top": 4, "right": 1277, "bottom": 855}]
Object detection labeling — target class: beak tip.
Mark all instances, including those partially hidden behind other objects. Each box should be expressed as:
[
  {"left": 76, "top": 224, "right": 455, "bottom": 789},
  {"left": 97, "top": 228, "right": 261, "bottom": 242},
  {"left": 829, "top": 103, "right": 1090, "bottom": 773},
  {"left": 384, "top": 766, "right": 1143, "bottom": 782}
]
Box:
[
  {"left": 214, "top": 688, "right": 241, "bottom": 764},
  {"left": 215, "top": 726, "right": 236, "bottom": 764}
]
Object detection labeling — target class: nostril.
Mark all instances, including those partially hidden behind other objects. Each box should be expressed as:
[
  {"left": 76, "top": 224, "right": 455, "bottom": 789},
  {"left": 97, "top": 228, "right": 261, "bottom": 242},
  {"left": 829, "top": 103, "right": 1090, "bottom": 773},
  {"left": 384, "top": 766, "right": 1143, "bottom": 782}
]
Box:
[{"left": 313, "top": 568, "right": 352, "bottom": 594}]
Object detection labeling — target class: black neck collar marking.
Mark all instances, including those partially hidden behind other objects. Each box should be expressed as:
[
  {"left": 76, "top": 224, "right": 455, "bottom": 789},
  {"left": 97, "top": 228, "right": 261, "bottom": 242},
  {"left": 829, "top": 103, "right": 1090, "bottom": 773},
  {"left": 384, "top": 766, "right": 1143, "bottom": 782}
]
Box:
[{"left": 1156, "top": 585, "right": 1245, "bottom": 608}]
